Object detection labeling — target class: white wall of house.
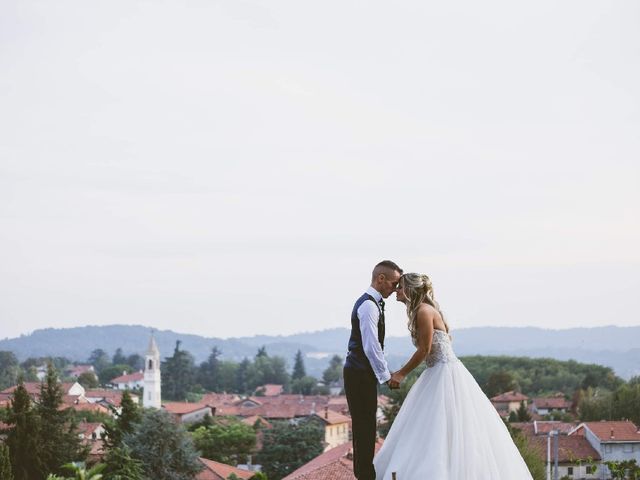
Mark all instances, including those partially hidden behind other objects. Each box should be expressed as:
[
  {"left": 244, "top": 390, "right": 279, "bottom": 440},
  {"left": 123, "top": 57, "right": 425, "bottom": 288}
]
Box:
[
  {"left": 324, "top": 423, "right": 349, "bottom": 451},
  {"left": 179, "top": 407, "right": 212, "bottom": 423}
]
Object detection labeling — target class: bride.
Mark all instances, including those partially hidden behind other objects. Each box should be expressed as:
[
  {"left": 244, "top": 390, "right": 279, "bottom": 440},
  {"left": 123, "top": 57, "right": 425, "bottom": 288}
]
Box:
[{"left": 373, "top": 273, "right": 533, "bottom": 479}]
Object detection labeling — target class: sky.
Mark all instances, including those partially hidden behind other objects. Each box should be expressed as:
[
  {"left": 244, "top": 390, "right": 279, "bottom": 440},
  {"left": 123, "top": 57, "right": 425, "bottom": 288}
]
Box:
[{"left": 1, "top": 0, "right": 639, "bottom": 340}]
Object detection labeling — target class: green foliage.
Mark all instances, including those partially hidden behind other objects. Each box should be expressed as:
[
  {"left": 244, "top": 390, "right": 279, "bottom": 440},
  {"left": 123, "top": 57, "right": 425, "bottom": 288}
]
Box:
[
  {"left": 162, "top": 341, "right": 197, "bottom": 401},
  {"left": 198, "top": 347, "right": 223, "bottom": 392},
  {"left": 247, "top": 350, "right": 290, "bottom": 393},
  {"left": 102, "top": 445, "right": 144, "bottom": 480},
  {"left": 6, "top": 379, "right": 41, "bottom": 480},
  {"left": 112, "top": 348, "right": 127, "bottom": 366},
  {"left": 37, "top": 363, "right": 88, "bottom": 478},
  {"left": 517, "top": 400, "right": 532, "bottom": 421},
  {"left": 258, "top": 421, "right": 324, "bottom": 480},
  {"left": 98, "top": 365, "right": 132, "bottom": 386},
  {"left": 578, "top": 383, "right": 640, "bottom": 425},
  {"left": 506, "top": 422, "right": 546, "bottom": 480},
  {"left": 0, "top": 443, "right": 14, "bottom": 480},
  {"left": 321, "top": 355, "right": 343, "bottom": 385},
  {"left": 123, "top": 408, "right": 202, "bottom": 480},
  {"left": 292, "top": 350, "right": 306, "bottom": 381},
  {"left": 191, "top": 416, "right": 257, "bottom": 465},
  {"left": 102, "top": 390, "right": 140, "bottom": 450},
  {"left": 460, "top": 355, "right": 623, "bottom": 397},
  {"left": 605, "top": 459, "right": 640, "bottom": 479},
  {"left": 291, "top": 376, "right": 318, "bottom": 395},
  {"left": 56, "top": 462, "right": 106, "bottom": 480},
  {"left": 88, "top": 349, "right": 111, "bottom": 374},
  {"left": 485, "top": 371, "right": 515, "bottom": 397},
  {"left": 77, "top": 372, "right": 99, "bottom": 389},
  {"left": 0, "top": 351, "right": 20, "bottom": 390}
]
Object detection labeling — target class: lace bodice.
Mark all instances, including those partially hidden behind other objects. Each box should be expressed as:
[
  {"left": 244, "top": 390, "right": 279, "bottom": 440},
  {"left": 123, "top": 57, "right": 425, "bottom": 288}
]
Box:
[{"left": 425, "top": 329, "right": 457, "bottom": 367}]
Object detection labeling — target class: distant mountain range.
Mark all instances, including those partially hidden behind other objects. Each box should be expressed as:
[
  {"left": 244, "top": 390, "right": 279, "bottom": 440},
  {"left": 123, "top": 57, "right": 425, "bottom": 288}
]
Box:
[{"left": 1, "top": 325, "right": 638, "bottom": 380}]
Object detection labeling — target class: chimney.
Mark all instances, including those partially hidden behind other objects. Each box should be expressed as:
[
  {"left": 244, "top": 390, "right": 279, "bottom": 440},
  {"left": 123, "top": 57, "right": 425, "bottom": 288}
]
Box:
[
  {"left": 610, "top": 428, "right": 615, "bottom": 440},
  {"left": 324, "top": 406, "right": 329, "bottom": 420}
]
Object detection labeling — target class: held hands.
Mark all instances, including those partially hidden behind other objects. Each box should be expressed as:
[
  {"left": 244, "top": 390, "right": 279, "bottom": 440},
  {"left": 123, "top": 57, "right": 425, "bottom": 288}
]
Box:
[{"left": 387, "top": 371, "right": 405, "bottom": 390}]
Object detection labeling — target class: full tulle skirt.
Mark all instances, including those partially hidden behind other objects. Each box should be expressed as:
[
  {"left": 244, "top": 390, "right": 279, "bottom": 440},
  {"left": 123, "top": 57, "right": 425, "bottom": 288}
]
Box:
[{"left": 373, "top": 359, "right": 533, "bottom": 480}]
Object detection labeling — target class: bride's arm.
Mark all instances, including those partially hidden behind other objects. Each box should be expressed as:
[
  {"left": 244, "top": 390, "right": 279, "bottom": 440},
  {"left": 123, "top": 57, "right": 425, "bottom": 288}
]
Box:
[{"left": 390, "top": 307, "right": 433, "bottom": 384}]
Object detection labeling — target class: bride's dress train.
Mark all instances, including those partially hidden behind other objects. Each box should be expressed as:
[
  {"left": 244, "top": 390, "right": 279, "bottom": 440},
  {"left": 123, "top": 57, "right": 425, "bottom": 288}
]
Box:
[{"left": 373, "top": 330, "right": 533, "bottom": 479}]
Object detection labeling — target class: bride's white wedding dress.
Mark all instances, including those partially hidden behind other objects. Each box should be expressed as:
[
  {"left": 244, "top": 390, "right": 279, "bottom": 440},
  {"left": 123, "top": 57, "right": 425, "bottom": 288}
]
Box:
[{"left": 373, "top": 329, "right": 533, "bottom": 479}]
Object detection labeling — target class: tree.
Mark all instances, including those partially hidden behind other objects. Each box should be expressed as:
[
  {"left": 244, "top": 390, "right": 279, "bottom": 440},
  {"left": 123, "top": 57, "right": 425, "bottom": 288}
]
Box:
[
  {"left": 507, "top": 423, "right": 546, "bottom": 480},
  {"left": 322, "top": 355, "right": 343, "bottom": 385},
  {"left": 6, "top": 379, "right": 42, "bottom": 480},
  {"left": 291, "top": 376, "right": 318, "bottom": 395},
  {"left": 126, "top": 354, "right": 144, "bottom": 371},
  {"left": 48, "top": 462, "right": 106, "bottom": 480},
  {"left": 162, "top": 341, "right": 197, "bottom": 401},
  {"left": 235, "top": 359, "right": 251, "bottom": 394},
  {"left": 102, "top": 445, "right": 144, "bottom": 480},
  {"left": 292, "top": 350, "right": 306, "bottom": 381},
  {"left": 0, "top": 351, "right": 19, "bottom": 390},
  {"left": 191, "top": 417, "right": 256, "bottom": 465},
  {"left": 102, "top": 390, "right": 140, "bottom": 449},
  {"left": 258, "top": 421, "right": 324, "bottom": 480},
  {"left": 98, "top": 365, "right": 132, "bottom": 386},
  {"left": 37, "top": 363, "right": 87, "bottom": 478},
  {"left": 484, "top": 371, "right": 515, "bottom": 397},
  {"left": 88, "top": 350, "right": 111, "bottom": 374},
  {"left": 0, "top": 443, "right": 14, "bottom": 480},
  {"left": 77, "top": 372, "right": 99, "bottom": 389},
  {"left": 124, "top": 409, "right": 202, "bottom": 480},
  {"left": 112, "top": 348, "right": 127, "bottom": 366},
  {"left": 198, "top": 347, "right": 222, "bottom": 392},
  {"left": 517, "top": 400, "right": 532, "bottom": 422}
]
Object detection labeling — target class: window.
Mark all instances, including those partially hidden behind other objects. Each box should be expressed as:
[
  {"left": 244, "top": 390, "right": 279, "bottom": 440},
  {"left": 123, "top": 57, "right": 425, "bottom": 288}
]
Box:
[
  {"left": 604, "top": 444, "right": 613, "bottom": 453},
  {"left": 623, "top": 443, "right": 633, "bottom": 453},
  {"left": 567, "top": 467, "right": 573, "bottom": 475},
  {"left": 148, "top": 359, "right": 153, "bottom": 370},
  {"left": 586, "top": 466, "right": 594, "bottom": 474}
]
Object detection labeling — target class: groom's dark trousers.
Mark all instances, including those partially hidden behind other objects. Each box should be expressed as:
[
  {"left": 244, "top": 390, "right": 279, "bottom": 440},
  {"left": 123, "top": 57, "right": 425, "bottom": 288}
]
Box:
[{"left": 344, "top": 366, "right": 378, "bottom": 480}]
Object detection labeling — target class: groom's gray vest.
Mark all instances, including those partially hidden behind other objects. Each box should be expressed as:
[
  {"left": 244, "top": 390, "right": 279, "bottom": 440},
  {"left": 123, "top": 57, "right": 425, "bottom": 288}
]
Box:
[{"left": 345, "top": 293, "right": 385, "bottom": 377}]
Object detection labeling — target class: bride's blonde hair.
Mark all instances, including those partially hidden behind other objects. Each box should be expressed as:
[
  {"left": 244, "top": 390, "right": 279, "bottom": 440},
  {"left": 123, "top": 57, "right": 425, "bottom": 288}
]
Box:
[{"left": 400, "top": 273, "right": 449, "bottom": 342}]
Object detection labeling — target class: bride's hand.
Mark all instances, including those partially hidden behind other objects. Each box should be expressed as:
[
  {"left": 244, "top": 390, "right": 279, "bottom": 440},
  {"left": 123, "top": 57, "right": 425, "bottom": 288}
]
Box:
[{"left": 390, "top": 371, "right": 405, "bottom": 388}]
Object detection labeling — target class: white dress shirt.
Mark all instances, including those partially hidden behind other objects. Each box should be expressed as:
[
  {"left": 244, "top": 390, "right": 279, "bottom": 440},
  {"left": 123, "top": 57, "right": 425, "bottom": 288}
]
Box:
[{"left": 357, "top": 286, "right": 391, "bottom": 384}]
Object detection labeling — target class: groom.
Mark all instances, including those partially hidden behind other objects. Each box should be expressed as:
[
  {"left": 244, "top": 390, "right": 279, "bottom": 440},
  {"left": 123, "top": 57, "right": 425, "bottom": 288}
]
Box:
[{"left": 344, "top": 260, "right": 403, "bottom": 480}]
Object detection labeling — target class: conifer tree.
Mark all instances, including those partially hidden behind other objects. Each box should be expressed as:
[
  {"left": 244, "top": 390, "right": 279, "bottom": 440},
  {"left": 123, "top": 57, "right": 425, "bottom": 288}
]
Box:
[
  {"left": 6, "top": 379, "right": 41, "bottom": 480},
  {"left": 37, "top": 363, "right": 86, "bottom": 478},
  {"left": 292, "top": 350, "right": 306, "bottom": 381},
  {"left": 0, "top": 443, "right": 14, "bottom": 480},
  {"left": 102, "top": 389, "right": 140, "bottom": 449}
]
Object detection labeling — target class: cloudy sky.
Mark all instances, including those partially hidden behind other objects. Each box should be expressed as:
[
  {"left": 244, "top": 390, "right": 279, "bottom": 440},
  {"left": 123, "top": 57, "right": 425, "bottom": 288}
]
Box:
[{"left": 1, "top": 0, "right": 639, "bottom": 340}]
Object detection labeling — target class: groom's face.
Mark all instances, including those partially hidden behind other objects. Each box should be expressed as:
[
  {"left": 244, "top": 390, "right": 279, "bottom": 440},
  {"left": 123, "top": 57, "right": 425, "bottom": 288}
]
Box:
[{"left": 379, "top": 270, "right": 402, "bottom": 298}]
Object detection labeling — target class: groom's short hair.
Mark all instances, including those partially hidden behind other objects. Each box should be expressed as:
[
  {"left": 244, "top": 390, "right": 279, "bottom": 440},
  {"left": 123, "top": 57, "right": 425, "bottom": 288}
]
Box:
[{"left": 373, "top": 260, "right": 403, "bottom": 279}]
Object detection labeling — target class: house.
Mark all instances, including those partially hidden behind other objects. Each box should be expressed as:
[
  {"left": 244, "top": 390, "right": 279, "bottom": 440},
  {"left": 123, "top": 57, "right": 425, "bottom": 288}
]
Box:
[
  {"left": 109, "top": 371, "right": 144, "bottom": 390},
  {"left": 310, "top": 407, "right": 351, "bottom": 451},
  {"left": 1, "top": 381, "right": 86, "bottom": 400},
  {"left": 531, "top": 393, "right": 573, "bottom": 416},
  {"left": 490, "top": 391, "right": 529, "bottom": 417},
  {"left": 163, "top": 402, "right": 213, "bottom": 423},
  {"left": 282, "top": 440, "right": 383, "bottom": 480},
  {"left": 197, "top": 457, "right": 257, "bottom": 480},
  {"left": 570, "top": 420, "right": 640, "bottom": 479},
  {"left": 76, "top": 421, "right": 106, "bottom": 461},
  {"left": 254, "top": 384, "right": 284, "bottom": 396},
  {"left": 65, "top": 365, "right": 96, "bottom": 380},
  {"left": 512, "top": 421, "right": 601, "bottom": 479}
]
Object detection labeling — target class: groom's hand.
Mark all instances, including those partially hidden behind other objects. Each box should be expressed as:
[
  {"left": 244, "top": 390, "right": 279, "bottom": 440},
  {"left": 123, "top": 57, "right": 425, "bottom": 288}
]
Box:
[{"left": 389, "top": 371, "right": 404, "bottom": 389}]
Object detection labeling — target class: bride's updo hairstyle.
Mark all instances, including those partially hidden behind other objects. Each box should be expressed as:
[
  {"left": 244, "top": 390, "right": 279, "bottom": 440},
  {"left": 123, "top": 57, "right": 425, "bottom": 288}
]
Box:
[{"left": 400, "top": 273, "right": 449, "bottom": 342}]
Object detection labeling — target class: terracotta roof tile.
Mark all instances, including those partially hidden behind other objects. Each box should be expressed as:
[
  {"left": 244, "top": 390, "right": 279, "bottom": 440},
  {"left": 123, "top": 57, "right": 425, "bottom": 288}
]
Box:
[
  {"left": 576, "top": 421, "right": 640, "bottom": 442},
  {"left": 163, "top": 402, "right": 212, "bottom": 415},
  {"left": 109, "top": 371, "right": 144, "bottom": 384},
  {"left": 197, "top": 457, "right": 256, "bottom": 480},
  {"left": 490, "top": 391, "right": 529, "bottom": 402}
]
